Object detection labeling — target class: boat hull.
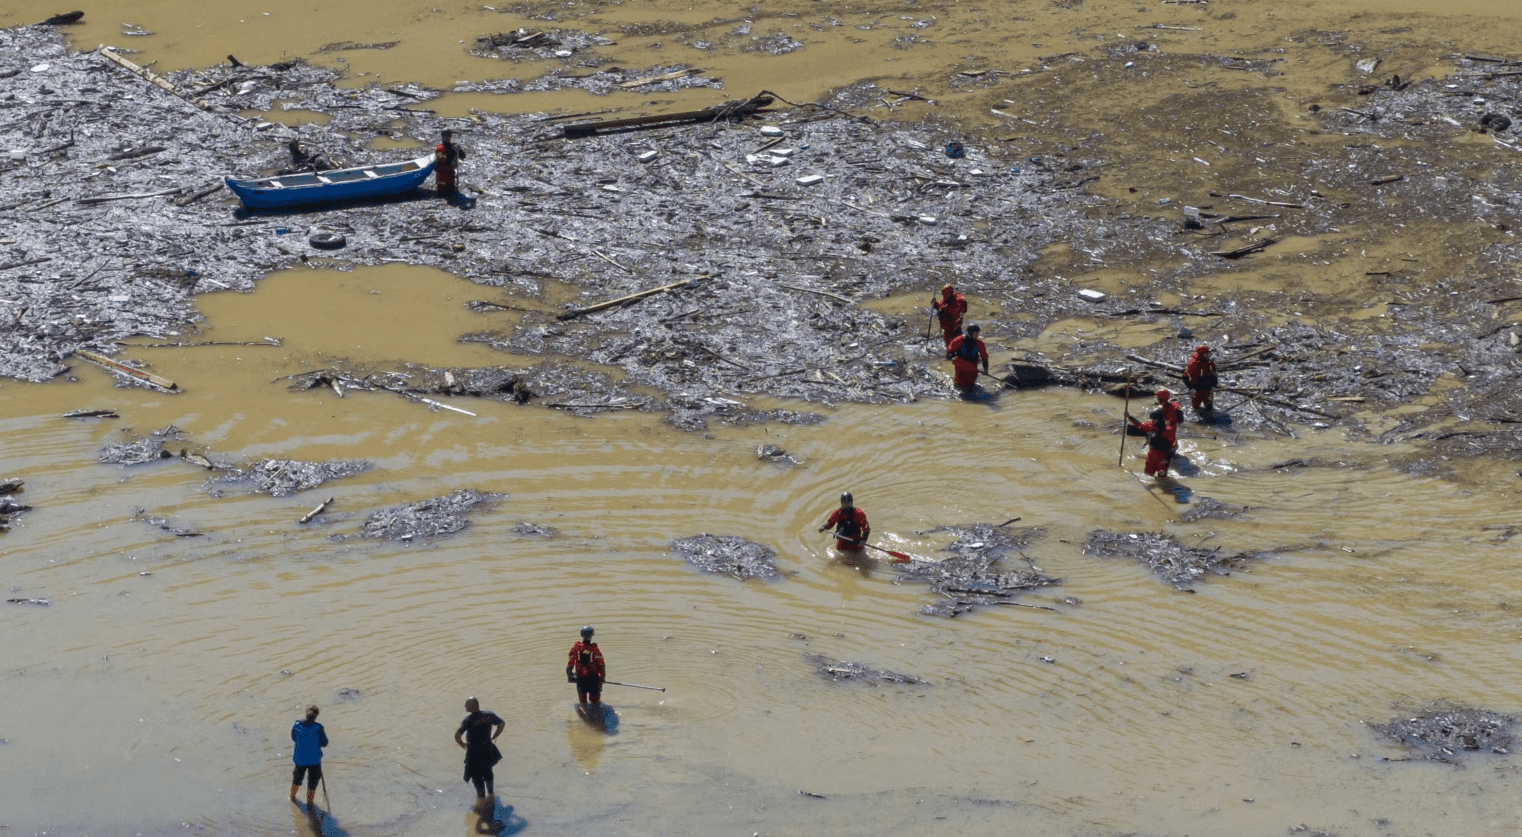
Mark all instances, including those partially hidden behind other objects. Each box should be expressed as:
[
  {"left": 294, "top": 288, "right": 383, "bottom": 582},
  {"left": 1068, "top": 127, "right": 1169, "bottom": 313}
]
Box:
[{"left": 225, "top": 154, "right": 437, "bottom": 209}]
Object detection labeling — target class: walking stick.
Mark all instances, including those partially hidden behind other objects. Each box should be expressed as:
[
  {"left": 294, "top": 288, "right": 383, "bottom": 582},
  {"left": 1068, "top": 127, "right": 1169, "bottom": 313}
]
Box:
[
  {"left": 1118, "top": 369, "right": 1132, "bottom": 467},
  {"left": 605, "top": 680, "right": 666, "bottom": 692},
  {"left": 320, "top": 771, "right": 330, "bottom": 810},
  {"left": 924, "top": 289, "right": 937, "bottom": 339}
]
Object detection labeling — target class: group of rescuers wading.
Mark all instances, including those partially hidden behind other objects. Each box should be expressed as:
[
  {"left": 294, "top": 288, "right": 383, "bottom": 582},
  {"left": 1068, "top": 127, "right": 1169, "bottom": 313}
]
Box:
[
  {"left": 931, "top": 283, "right": 1219, "bottom": 480},
  {"left": 286, "top": 627, "right": 607, "bottom": 812}
]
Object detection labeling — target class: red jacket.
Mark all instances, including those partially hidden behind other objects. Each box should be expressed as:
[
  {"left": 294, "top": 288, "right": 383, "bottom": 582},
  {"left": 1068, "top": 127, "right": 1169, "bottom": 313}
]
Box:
[
  {"left": 933, "top": 293, "right": 967, "bottom": 331},
  {"left": 1185, "top": 353, "right": 1218, "bottom": 390},
  {"left": 568, "top": 641, "right": 605, "bottom": 680},
  {"left": 824, "top": 507, "right": 870, "bottom": 550}
]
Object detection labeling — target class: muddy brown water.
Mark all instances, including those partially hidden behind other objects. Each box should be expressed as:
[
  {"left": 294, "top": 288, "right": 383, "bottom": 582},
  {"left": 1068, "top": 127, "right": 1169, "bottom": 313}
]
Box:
[{"left": 4, "top": 1, "right": 1522, "bottom": 835}]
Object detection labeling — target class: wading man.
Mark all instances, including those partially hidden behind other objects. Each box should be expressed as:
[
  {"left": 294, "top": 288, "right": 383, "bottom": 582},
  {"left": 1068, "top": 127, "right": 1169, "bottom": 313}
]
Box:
[
  {"left": 818, "top": 492, "right": 870, "bottom": 554},
  {"left": 435, "top": 129, "right": 467, "bottom": 194},
  {"left": 567, "top": 626, "right": 607, "bottom": 709},
  {"left": 946, "top": 323, "right": 989, "bottom": 395},
  {"left": 288, "top": 705, "right": 328, "bottom": 808},
  {"left": 1127, "top": 407, "right": 1178, "bottom": 478},
  {"left": 1153, "top": 388, "right": 1183, "bottom": 428},
  {"left": 932, "top": 283, "right": 967, "bottom": 348},
  {"left": 454, "top": 697, "right": 504, "bottom": 806},
  {"left": 1184, "top": 345, "right": 1218, "bottom": 415}
]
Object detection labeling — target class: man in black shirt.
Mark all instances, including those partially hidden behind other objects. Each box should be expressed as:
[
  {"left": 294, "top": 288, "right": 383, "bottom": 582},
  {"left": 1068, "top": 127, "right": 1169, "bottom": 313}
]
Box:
[{"left": 454, "top": 696, "right": 505, "bottom": 804}]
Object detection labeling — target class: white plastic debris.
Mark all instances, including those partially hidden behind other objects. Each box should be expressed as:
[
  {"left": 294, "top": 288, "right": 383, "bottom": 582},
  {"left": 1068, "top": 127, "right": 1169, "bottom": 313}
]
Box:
[
  {"left": 554, "top": 49, "right": 573, "bottom": 58},
  {"left": 1078, "top": 289, "right": 1107, "bottom": 302},
  {"left": 766, "top": 155, "right": 790, "bottom": 167},
  {"left": 637, "top": 150, "right": 658, "bottom": 163},
  {"left": 760, "top": 125, "right": 783, "bottom": 137},
  {"left": 30, "top": 63, "right": 49, "bottom": 73},
  {"left": 770, "top": 147, "right": 795, "bottom": 157},
  {"left": 796, "top": 174, "right": 824, "bottom": 186},
  {"left": 917, "top": 215, "right": 937, "bottom": 225}
]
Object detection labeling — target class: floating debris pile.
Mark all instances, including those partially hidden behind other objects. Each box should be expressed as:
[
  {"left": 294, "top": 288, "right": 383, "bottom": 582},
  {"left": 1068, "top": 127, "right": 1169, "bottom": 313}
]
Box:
[
  {"left": 470, "top": 28, "right": 616, "bottom": 63},
  {"left": 8, "top": 25, "right": 1522, "bottom": 461},
  {"left": 354, "top": 489, "right": 502, "bottom": 541},
  {"left": 1084, "top": 530, "right": 1273, "bottom": 588},
  {"left": 98, "top": 426, "right": 184, "bottom": 465},
  {"left": 1178, "top": 497, "right": 1247, "bottom": 523},
  {"left": 805, "top": 654, "right": 925, "bottom": 685},
  {"left": 0, "top": 487, "right": 33, "bottom": 531},
  {"left": 671, "top": 534, "right": 780, "bottom": 580},
  {"left": 1370, "top": 705, "right": 1515, "bottom": 762},
  {"left": 897, "top": 524, "right": 1057, "bottom": 617},
  {"left": 216, "top": 459, "right": 371, "bottom": 497},
  {"left": 131, "top": 507, "right": 203, "bottom": 537}
]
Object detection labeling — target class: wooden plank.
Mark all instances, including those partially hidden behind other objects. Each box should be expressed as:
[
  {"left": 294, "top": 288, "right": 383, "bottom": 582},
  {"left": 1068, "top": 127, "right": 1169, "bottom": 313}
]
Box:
[
  {"left": 618, "top": 68, "right": 701, "bottom": 89},
  {"left": 556, "top": 277, "right": 701, "bottom": 320},
  {"left": 100, "top": 48, "right": 214, "bottom": 112},
  {"left": 74, "top": 349, "right": 178, "bottom": 391}
]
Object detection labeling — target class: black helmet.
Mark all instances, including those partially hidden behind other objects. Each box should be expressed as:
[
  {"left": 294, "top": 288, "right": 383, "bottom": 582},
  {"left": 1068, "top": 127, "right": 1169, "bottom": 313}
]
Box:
[
  {"left": 1149, "top": 407, "right": 1165, "bottom": 422},
  {"left": 580, "top": 625, "right": 594, "bottom": 639},
  {"left": 966, "top": 323, "right": 980, "bottom": 334},
  {"left": 840, "top": 492, "right": 854, "bottom": 508}
]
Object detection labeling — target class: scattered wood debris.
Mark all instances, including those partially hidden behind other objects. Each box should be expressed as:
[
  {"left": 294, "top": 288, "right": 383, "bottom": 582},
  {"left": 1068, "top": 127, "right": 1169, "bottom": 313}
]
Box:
[
  {"left": 98, "top": 426, "right": 183, "bottom": 465},
  {"left": 216, "top": 459, "right": 370, "bottom": 497},
  {"left": 896, "top": 523, "right": 1059, "bottom": 617},
  {"left": 805, "top": 654, "right": 926, "bottom": 685},
  {"left": 1084, "top": 530, "right": 1279, "bottom": 588},
  {"left": 1370, "top": 705, "right": 1514, "bottom": 762},
  {"left": 671, "top": 534, "right": 781, "bottom": 580},
  {"left": 354, "top": 489, "right": 502, "bottom": 541}
]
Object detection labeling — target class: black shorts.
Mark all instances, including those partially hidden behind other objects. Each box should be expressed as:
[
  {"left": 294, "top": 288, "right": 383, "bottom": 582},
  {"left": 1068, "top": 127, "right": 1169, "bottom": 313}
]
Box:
[
  {"left": 292, "top": 763, "right": 322, "bottom": 789},
  {"left": 576, "top": 674, "right": 602, "bottom": 694}
]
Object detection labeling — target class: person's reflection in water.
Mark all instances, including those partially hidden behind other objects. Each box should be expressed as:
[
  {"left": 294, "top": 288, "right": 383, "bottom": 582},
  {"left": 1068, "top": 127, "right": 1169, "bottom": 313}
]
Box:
[
  {"left": 831, "top": 551, "right": 875, "bottom": 579},
  {"left": 566, "top": 707, "right": 608, "bottom": 773}
]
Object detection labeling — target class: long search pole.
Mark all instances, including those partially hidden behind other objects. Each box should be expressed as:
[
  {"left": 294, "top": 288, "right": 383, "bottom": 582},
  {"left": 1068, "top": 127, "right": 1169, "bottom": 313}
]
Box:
[{"left": 1118, "top": 369, "right": 1132, "bottom": 467}]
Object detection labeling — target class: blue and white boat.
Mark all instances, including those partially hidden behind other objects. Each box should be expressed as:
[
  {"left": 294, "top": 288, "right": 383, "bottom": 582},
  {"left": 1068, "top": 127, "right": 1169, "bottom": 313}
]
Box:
[{"left": 225, "top": 154, "right": 437, "bottom": 209}]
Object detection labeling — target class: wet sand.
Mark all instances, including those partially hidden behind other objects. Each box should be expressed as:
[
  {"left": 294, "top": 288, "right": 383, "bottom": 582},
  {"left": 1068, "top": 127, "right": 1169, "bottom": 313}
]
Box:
[{"left": 4, "top": 1, "right": 1522, "bottom": 835}]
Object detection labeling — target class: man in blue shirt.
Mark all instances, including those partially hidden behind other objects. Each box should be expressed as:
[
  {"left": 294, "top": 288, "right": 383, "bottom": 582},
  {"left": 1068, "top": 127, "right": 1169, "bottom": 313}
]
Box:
[{"left": 289, "top": 705, "right": 328, "bottom": 807}]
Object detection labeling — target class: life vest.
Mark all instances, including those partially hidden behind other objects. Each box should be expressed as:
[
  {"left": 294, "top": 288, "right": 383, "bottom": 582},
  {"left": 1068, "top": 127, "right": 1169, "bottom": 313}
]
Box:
[
  {"left": 835, "top": 509, "right": 862, "bottom": 540},
  {"left": 955, "top": 336, "right": 981, "bottom": 363},
  {"left": 1146, "top": 428, "right": 1174, "bottom": 453}
]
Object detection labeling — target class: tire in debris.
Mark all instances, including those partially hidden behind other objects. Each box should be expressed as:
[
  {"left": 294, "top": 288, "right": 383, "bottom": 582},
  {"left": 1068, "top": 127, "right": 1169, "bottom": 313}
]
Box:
[{"left": 309, "top": 231, "right": 346, "bottom": 250}]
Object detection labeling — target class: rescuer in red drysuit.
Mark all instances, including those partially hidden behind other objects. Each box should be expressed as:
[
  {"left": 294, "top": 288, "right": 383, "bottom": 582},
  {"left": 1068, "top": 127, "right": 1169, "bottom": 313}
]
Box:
[
  {"left": 818, "top": 492, "right": 870, "bottom": 553},
  {"left": 1127, "top": 407, "right": 1178, "bottom": 477},
  {"left": 435, "top": 129, "right": 467, "bottom": 194},
  {"left": 932, "top": 284, "right": 967, "bottom": 348},
  {"left": 1153, "top": 388, "right": 1183, "bottom": 428},
  {"left": 1184, "top": 345, "right": 1218, "bottom": 414},
  {"left": 946, "top": 324, "right": 989, "bottom": 393},
  {"left": 566, "top": 625, "right": 606, "bottom": 707}
]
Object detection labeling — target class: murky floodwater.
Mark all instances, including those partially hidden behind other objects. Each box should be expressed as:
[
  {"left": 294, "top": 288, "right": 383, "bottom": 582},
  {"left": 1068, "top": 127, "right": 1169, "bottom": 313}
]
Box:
[{"left": 4, "top": 0, "right": 1522, "bottom": 835}]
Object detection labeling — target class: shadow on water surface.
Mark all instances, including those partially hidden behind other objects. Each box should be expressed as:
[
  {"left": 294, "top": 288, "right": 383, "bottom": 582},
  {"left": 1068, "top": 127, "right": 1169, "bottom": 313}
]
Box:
[{"left": 470, "top": 800, "right": 527, "bottom": 836}]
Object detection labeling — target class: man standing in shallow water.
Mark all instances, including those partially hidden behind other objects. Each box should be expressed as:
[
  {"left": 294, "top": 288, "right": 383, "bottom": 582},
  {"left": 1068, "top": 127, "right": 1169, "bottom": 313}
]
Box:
[
  {"left": 454, "top": 696, "right": 504, "bottom": 806},
  {"left": 289, "top": 705, "right": 327, "bottom": 808},
  {"left": 567, "top": 626, "right": 607, "bottom": 709},
  {"left": 819, "top": 491, "right": 870, "bottom": 554}
]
